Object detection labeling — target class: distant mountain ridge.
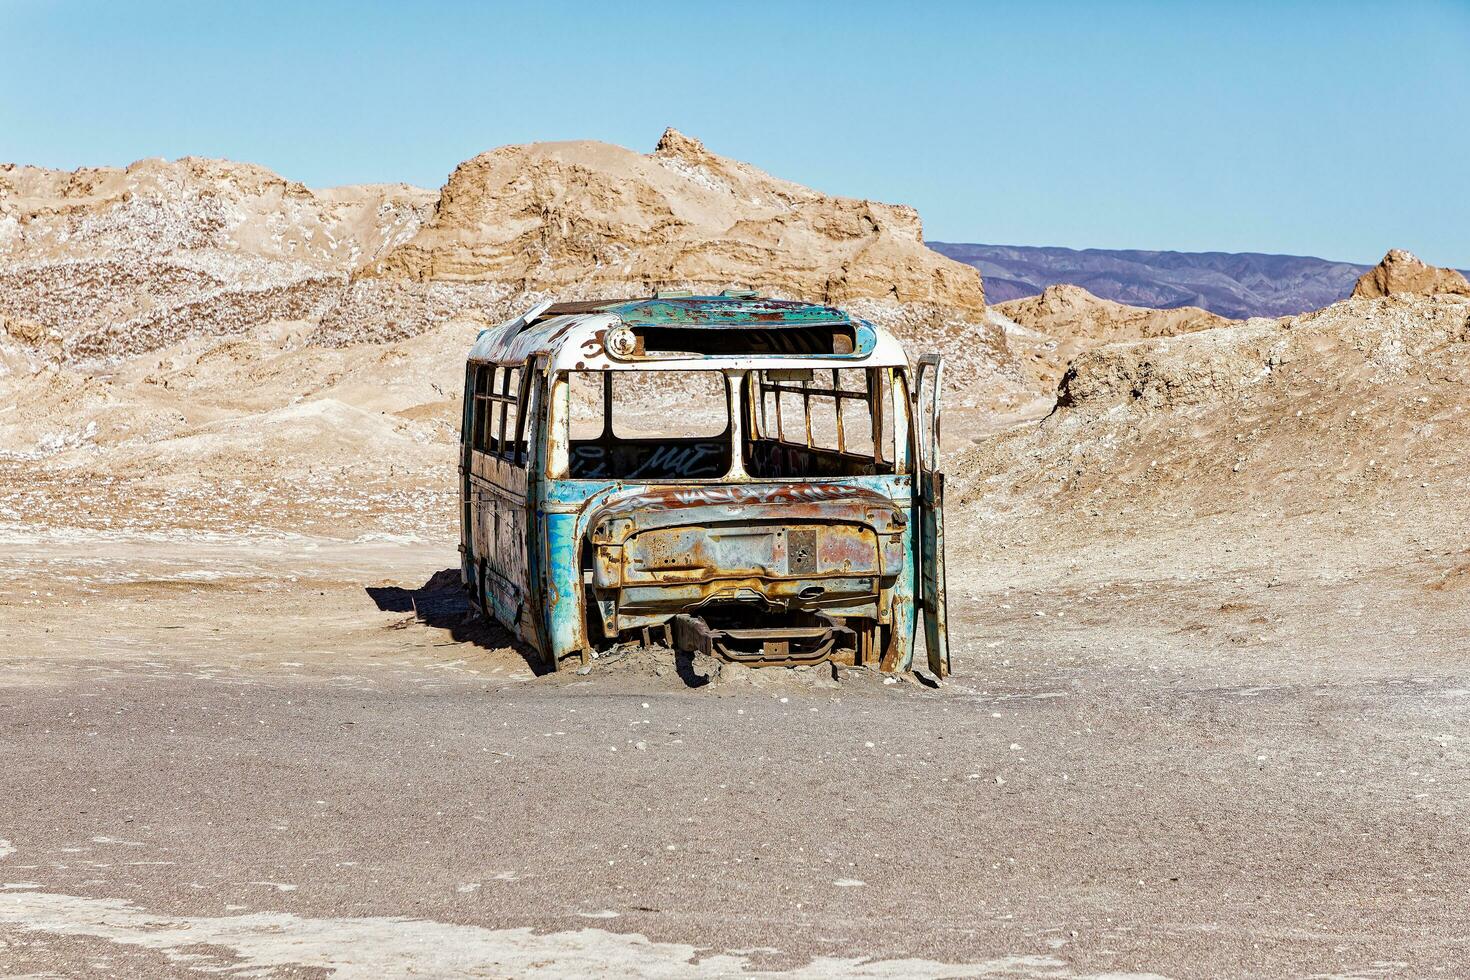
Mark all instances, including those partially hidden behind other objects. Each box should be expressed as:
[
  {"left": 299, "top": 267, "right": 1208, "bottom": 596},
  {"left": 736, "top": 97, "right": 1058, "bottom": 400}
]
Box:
[{"left": 928, "top": 243, "right": 1470, "bottom": 320}]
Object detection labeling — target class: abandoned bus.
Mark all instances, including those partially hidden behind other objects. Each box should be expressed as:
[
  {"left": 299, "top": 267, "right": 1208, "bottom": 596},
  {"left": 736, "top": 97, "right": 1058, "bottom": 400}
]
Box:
[{"left": 458, "top": 292, "right": 949, "bottom": 674}]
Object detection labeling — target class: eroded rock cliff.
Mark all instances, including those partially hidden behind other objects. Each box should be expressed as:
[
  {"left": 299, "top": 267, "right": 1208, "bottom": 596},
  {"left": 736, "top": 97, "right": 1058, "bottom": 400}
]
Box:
[
  {"left": 366, "top": 128, "right": 986, "bottom": 314},
  {"left": 1351, "top": 249, "right": 1470, "bottom": 300}
]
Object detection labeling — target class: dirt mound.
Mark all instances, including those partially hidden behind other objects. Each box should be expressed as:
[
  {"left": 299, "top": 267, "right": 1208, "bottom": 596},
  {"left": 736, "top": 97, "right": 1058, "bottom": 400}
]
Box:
[
  {"left": 952, "top": 294, "right": 1470, "bottom": 553},
  {"left": 996, "top": 284, "right": 1230, "bottom": 343},
  {"left": 992, "top": 284, "right": 1233, "bottom": 395},
  {"left": 365, "top": 128, "right": 986, "bottom": 314},
  {"left": 1055, "top": 295, "right": 1467, "bottom": 412},
  {"left": 1053, "top": 316, "right": 1283, "bottom": 411},
  {"left": 1352, "top": 249, "right": 1470, "bottom": 300},
  {"left": 0, "top": 315, "right": 479, "bottom": 538}
]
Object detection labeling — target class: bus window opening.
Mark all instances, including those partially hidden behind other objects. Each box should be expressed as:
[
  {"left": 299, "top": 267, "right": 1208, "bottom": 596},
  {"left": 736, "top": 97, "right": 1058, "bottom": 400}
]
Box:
[{"left": 567, "top": 371, "right": 732, "bottom": 480}]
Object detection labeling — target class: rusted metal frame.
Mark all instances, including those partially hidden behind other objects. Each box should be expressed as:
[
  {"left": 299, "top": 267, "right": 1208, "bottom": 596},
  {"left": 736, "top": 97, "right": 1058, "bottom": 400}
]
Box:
[
  {"left": 913, "top": 353, "right": 949, "bottom": 677},
  {"left": 474, "top": 365, "right": 524, "bottom": 461},
  {"left": 921, "top": 469, "right": 950, "bottom": 677},
  {"left": 461, "top": 364, "right": 478, "bottom": 464},
  {"left": 801, "top": 379, "right": 813, "bottom": 448},
  {"left": 739, "top": 372, "right": 764, "bottom": 444},
  {"left": 856, "top": 621, "right": 881, "bottom": 668},
  {"left": 890, "top": 368, "right": 914, "bottom": 476},
  {"left": 518, "top": 362, "right": 551, "bottom": 662},
  {"left": 670, "top": 612, "right": 853, "bottom": 666},
  {"left": 609, "top": 510, "right": 890, "bottom": 552},
  {"left": 495, "top": 369, "right": 512, "bottom": 456},
  {"left": 618, "top": 532, "right": 889, "bottom": 588},
  {"left": 869, "top": 368, "right": 886, "bottom": 467},
  {"left": 637, "top": 624, "right": 674, "bottom": 648},
  {"left": 594, "top": 481, "right": 905, "bottom": 518},
  {"left": 459, "top": 364, "right": 477, "bottom": 584},
  {"left": 914, "top": 356, "right": 942, "bottom": 475},
  {"left": 760, "top": 376, "right": 872, "bottom": 457},
  {"left": 544, "top": 373, "right": 571, "bottom": 481},
  {"left": 719, "top": 626, "right": 833, "bottom": 639},
  {"left": 460, "top": 363, "right": 476, "bottom": 447},
  {"left": 733, "top": 636, "right": 839, "bottom": 666},
  {"left": 755, "top": 370, "right": 892, "bottom": 467},
  {"left": 512, "top": 369, "right": 536, "bottom": 468},
  {"left": 832, "top": 368, "right": 846, "bottom": 453},
  {"left": 751, "top": 373, "right": 768, "bottom": 439},
  {"left": 878, "top": 620, "right": 904, "bottom": 671}
]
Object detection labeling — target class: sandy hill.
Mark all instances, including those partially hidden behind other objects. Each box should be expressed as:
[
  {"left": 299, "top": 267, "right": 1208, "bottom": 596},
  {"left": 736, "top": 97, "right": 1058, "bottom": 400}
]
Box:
[
  {"left": 7, "top": 131, "right": 1464, "bottom": 574},
  {"left": 367, "top": 128, "right": 985, "bottom": 315},
  {"left": 1, "top": 134, "right": 1003, "bottom": 374},
  {"left": 951, "top": 291, "right": 1470, "bottom": 562},
  {"left": 991, "top": 283, "right": 1233, "bottom": 395},
  {"left": 996, "top": 283, "right": 1230, "bottom": 342},
  {"left": 0, "top": 157, "right": 432, "bottom": 269},
  {"left": 0, "top": 134, "right": 1019, "bottom": 538},
  {"left": 1352, "top": 249, "right": 1470, "bottom": 300},
  {"left": 0, "top": 158, "right": 448, "bottom": 362}
]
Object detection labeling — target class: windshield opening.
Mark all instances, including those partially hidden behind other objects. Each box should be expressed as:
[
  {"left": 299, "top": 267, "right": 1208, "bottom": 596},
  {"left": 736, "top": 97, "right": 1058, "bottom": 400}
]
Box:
[{"left": 567, "top": 370, "right": 731, "bottom": 480}]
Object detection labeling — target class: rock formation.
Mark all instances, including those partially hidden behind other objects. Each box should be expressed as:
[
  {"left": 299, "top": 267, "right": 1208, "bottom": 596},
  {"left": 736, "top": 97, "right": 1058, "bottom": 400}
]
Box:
[
  {"left": 1, "top": 132, "right": 989, "bottom": 362},
  {"left": 1351, "top": 249, "right": 1470, "bottom": 300},
  {"left": 0, "top": 136, "right": 1011, "bottom": 532},
  {"left": 366, "top": 128, "right": 985, "bottom": 313}
]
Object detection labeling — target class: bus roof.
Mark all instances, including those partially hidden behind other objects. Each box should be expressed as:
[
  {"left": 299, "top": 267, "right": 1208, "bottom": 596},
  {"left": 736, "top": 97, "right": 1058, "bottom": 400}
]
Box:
[{"left": 467, "top": 293, "right": 909, "bottom": 371}]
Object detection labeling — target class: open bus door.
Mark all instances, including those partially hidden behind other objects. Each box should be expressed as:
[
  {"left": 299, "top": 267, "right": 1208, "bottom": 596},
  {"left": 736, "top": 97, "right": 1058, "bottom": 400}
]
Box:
[{"left": 914, "top": 354, "right": 950, "bottom": 677}]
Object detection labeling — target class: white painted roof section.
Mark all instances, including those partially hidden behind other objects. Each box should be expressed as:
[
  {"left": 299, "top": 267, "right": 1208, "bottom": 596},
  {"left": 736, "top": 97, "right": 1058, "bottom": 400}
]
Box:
[{"left": 467, "top": 304, "right": 909, "bottom": 371}]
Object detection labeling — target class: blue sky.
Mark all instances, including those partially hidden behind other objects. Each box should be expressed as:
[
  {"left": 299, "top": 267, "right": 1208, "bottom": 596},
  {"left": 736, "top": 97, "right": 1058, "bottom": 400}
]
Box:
[{"left": 3, "top": 0, "right": 1467, "bottom": 265}]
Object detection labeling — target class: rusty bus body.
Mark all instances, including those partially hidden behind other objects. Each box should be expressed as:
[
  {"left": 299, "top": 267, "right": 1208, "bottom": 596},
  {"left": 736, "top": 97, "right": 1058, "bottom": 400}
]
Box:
[{"left": 459, "top": 293, "right": 948, "bottom": 673}]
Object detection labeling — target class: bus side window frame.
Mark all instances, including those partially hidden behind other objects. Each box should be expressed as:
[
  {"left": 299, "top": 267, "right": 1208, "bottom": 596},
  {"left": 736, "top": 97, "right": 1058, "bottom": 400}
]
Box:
[
  {"left": 461, "top": 364, "right": 475, "bottom": 460},
  {"left": 473, "top": 363, "right": 497, "bottom": 455},
  {"left": 493, "top": 365, "right": 521, "bottom": 462}
]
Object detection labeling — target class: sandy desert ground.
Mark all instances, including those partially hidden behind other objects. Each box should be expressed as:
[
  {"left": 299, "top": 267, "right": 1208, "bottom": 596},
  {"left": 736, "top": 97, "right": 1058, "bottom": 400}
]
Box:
[
  {"left": 3, "top": 454, "right": 1468, "bottom": 977},
  {"left": 3, "top": 135, "right": 1469, "bottom": 977}
]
